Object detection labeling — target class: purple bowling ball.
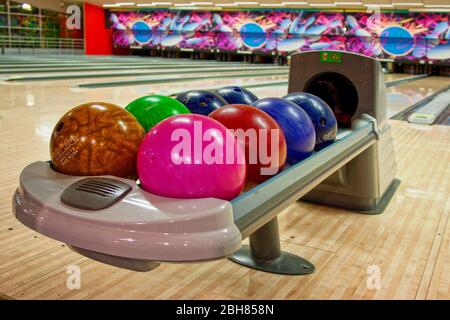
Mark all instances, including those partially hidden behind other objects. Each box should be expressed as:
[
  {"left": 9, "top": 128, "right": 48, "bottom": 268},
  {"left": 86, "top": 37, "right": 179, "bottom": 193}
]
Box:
[
  {"left": 252, "top": 97, "right": 315, "bottom": 164},
  {"left": 284, "top": 92, "right": 337, "bottom": 150}
]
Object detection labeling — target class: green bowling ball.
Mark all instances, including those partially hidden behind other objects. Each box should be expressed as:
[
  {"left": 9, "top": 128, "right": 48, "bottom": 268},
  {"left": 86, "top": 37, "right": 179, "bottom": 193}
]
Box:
[{"left": 125, "top": 95, "right": 191, "bottom": 132}]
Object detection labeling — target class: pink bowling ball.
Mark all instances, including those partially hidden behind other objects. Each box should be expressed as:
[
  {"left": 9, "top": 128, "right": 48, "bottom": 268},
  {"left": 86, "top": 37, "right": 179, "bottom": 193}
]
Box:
[{"left": 137, "top": 114, "right": 246, "bottom": 200}]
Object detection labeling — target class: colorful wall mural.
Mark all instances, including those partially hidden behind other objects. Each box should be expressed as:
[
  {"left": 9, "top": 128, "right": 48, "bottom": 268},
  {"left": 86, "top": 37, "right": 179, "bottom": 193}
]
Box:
[{"left": 108, "top": 10, "right": 450, "bottom": 61}]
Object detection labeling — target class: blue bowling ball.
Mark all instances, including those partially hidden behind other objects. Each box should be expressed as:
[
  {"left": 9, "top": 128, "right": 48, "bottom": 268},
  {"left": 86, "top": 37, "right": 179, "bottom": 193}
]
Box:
[
  {"left": 252, "top": 97, "right": 315, "bottom": 164},
  {"left": 216, "top": 86, "right": 259, "bottom": 105},
  {"left": 284, "top": 92, "right": 337, "bottom": 150},
  {"left": 175, "top": 90, "right": 227, "bottom": 116}
]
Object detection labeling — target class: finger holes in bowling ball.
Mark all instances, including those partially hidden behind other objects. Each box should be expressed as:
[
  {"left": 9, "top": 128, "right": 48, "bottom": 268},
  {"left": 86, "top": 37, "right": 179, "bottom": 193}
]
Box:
[
  {"left": 319, "top": 117, "right": 326, "bottom": 126},
  {"left": 304, "top": 72, "right": 358, "bottom": 128},
  {"left": 233, "top": 87, "right": 242, "bottom": 93},
  {"left": 200, "top": 95, "right": 214, "bottom": 108}
]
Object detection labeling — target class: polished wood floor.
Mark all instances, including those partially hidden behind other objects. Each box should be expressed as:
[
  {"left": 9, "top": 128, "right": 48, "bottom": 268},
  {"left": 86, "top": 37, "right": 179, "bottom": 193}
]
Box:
[{"left": 0, "top": 57, "right": 449, "bottom": 300}]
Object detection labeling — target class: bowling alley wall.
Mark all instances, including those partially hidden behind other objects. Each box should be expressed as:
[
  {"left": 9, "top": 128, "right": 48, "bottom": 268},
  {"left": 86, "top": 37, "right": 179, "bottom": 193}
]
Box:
[{"left": 107, "top": 10, "right": 450, "bottom": 62}]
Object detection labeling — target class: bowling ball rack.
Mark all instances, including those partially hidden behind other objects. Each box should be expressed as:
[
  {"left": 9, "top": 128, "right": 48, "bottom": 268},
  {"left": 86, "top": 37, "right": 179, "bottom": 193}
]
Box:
[
  {"left": 12, "top": 116, "right": 381, "bottom": 275},
  {"left": 11, "top": 51, "right": 400, "bottom": 275}
]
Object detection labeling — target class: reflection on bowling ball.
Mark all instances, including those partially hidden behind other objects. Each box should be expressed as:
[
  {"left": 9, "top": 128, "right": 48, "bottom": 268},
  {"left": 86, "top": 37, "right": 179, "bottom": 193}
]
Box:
[
  {"left": 210, "top": 104, "right": 286, "bottom": 183},
  {"left": 50, "top": 102, "right": 145, "bottom": 178},
  {"left": 252, "top": 98, "right": 315, "bottom": 164},
  {"left": 216, "top": 86, "right": 259, "bottom": 105},
  {"left": 125, "top": 95, "right": 190, "bottom": 132},
  {"left": 175, "top": 90, "right": 227, "bottom": 115},
  {"left": 137, "top": 114, "right": 246, "bottom": 200},
  {"left": 284, "top": 92, "right": 337, "bottom": 150}
]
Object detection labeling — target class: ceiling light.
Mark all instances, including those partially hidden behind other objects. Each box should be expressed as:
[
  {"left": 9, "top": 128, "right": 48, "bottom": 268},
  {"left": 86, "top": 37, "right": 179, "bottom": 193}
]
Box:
[
  {"left": 215, "top": 3, "right": 238, "bottom": 6},
  {"left": 136, "top": 3, "right": 156, "bottom": 6},
  {"left": 411, "top": 8, "right": 450, "bottom": 12},
  {"left": 282, "top": 2, "right": 308, "bottom": 4},
  {"left": 116, "top": 2, "right": 135, "bottom": 5},
  {"left": 22, "top": 3, "right": 32, "bottom": 10},
  {"left": 334, "top": 1, "right": 362, "bottom": 4},
  {"left": 260, "top": 3, "right": 286, "bottom": 6},
  {"left": 392, "top": 2, "right": 423, "bottom": 5},
  {"left": 103, "top": 4, "right": 121, "bottom": 7},
  {"left": 310, "top": 3, "right": 336, "bottom": 6},
  {"left": 364, "top": 4, "right": 394, "bottom": 7},
  {"left": 424, "top": 4, "right": 450, "bottom": 7},
  {"left": 191, "top": 2, "right": 213, "bottom": 4}
]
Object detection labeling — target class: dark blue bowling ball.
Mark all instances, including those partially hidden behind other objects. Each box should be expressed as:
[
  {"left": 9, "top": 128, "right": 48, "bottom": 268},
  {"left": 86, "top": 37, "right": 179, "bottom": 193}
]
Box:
[
  {"left": 216, "top": 86, "right": 259, "bottom": 105},
  {"left": 284, "top": 92, "right": 337, "bottom": 150},
  {"left": 252, "top": 97, "right": 315, "bottom": 164},
  {"left": 175, "top": 90, "right": 227, "bottom": 115}
]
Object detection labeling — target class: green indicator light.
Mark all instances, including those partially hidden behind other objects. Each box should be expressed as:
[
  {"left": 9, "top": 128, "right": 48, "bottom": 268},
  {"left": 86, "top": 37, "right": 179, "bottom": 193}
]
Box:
[{"left": 320, "top": 51, "right": 342, "bottom": 64}]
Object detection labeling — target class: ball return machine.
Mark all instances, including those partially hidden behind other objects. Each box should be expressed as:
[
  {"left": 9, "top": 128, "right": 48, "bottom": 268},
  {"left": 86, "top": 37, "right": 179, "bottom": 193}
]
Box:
[{"left": 12, "top": 51, "right": 399, "bottom": 275}]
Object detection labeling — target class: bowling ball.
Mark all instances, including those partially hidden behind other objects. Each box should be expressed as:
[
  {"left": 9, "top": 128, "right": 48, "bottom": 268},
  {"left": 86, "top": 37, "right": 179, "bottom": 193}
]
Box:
[
  {"left": 175, "top": 90, "right": 227, "bottom": 115},
  {"left": 210, "top": 104, "right": 286, "bottom": 183},
  {"left": 216, "top": 86, "right": 259, "bottom": 105},
  {"left": 284, "top": 92, "right": 337, "bottom": 150},
  {"left": 137, "top": 114, "right": 246, "bottom": 200},
  {"left": 125, "top": 95, "right": 190, "bottom": 132},
  {"left": 252, "top": 98, "right": 315, "bottom": 164},
  {"left": 50, "top": 102, "right": 145, "bottom": 178}
]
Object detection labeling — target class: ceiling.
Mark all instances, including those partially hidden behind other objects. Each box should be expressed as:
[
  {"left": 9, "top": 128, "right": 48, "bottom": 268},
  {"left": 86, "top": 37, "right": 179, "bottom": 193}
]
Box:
[{"left": 85, "top": 0, "right": 450, "bottom": 11}]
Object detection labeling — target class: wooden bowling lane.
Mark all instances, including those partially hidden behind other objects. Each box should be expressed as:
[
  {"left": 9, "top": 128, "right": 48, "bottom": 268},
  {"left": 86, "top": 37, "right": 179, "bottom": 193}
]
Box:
[
  {"left": 0, "top": 74, "right": 288, "bottom": 103},
  {"left": 73, "top": 69, "right": 288, "bottom": 89},
  {"left": 247, "top": 84, "right": 289, "bottom": 98},
  {"left": 0, "top": 60, "right": 250, "bottom": 70},
  {"left": 1, "top": 66, "right": 287, "bottom": 81},
  {"left": 386, "top": 76, "right": 450, "bottom": 118},
  {"left": 0, "top": 54, "right": 243, "bottom": 62},
  {"left": 384, "top": 73, "right": 421, "bottom": 82},
  {"left": 0, "top": 56, "right": 231, "bottom": 68},
  {"left": 0, "top": 56, "right": 252, "bottom": 71},
  {"left": 0, "top": 54, "right": 199, "bottom": 64},
  {"left": 0, "top": 73, "right": 289, "bottom": 114},
  {"left": 0, "top": 62, "right": 265, "bottom": 74},
  {"left": 0, "top": 54, "right": 185, "bottom": 64}
]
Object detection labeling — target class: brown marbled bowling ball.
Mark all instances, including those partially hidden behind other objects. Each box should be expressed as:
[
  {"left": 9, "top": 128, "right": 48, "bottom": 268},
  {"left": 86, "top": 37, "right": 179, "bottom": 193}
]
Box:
[{"left": 50, "top": 102, "right": 145, "bottom": 178}]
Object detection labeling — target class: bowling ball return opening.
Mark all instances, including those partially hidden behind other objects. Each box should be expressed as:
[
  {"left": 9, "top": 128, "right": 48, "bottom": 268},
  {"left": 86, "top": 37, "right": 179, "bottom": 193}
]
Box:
[
  {"left": 12, "top": 51, "right": 399, "bottom": 276},
  {"left": 303, "top": 72, "right": 359, "bottom": 128},
  {"left": 289, "top": 51, "right": 399, "bottom": 213}
]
